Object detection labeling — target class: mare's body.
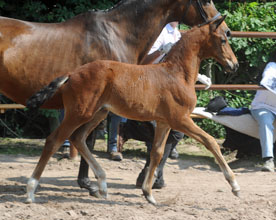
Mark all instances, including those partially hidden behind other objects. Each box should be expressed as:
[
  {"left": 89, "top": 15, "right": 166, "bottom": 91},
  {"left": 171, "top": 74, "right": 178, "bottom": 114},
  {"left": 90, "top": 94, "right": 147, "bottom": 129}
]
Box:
[
  {"left": 0, "top": 0, "right": 224, "bottom": 195},
  {"left": 27, "top": 16, "right": 240, "bottom": 204}
]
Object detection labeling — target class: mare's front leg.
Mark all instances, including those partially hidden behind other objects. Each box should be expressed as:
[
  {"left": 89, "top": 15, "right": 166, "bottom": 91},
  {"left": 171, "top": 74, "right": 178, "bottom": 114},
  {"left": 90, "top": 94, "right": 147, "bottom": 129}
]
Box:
[
  {"left": 70, "top": 108, "right": 109, "bottom": 199},
  {"left": 173, "top": 117, "right": 240, "bottom": 196},
  {"left": 142, "top": 122, "right": 170, "bottom": 205},
  {"left": 26, "top": 120, "right": 80, "bottom": 203}
]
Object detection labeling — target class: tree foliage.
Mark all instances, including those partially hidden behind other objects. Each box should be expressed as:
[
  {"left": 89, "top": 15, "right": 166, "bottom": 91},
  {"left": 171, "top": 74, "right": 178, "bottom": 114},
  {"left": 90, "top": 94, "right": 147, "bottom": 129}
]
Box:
[
  {"left": 0, "top": 0, "right": 275, "bottom": 138},
  {"left": 196, "top": 1, "right": 276, "bottom": 138},
  {"left": 0, "top": 0, "right": 119, "bottom": 22}
]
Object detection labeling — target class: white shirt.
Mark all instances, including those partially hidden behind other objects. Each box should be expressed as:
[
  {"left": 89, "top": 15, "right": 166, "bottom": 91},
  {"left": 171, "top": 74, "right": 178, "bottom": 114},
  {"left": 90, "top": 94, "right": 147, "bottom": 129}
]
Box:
[
  {"left": 251, "top": 62, "right": 276, "bottom": 114},
  {"left": 148, "top": 23, "right": 181, "bottom": 64}
]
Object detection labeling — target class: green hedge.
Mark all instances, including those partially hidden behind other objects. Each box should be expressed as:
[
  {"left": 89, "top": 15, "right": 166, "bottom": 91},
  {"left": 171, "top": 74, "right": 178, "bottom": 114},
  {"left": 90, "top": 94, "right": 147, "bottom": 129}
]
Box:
[
  {"left": 196, "top": 1, "right": 276, "bottom": 138},
  {"left": 0, "top": 1, "right": 275, "bottom": 138}
]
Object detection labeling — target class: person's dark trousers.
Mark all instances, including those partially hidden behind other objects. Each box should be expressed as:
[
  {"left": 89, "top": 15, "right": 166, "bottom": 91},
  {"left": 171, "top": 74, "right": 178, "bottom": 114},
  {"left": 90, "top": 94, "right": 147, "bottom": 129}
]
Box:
[{"left": 136, "top": 129, "right": 184, "bottom": 188}]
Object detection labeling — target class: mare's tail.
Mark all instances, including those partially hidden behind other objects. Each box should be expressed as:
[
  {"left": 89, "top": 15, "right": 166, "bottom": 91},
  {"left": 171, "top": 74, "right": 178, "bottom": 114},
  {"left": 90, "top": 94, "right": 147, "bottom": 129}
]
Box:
[{"left": 26, "top": 76, "right": 69, "bottom": 110}]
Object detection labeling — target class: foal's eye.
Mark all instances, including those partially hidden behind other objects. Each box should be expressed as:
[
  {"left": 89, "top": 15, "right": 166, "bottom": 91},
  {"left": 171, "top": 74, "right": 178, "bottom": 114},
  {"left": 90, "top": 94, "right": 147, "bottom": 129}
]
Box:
[{"left": 225, "top": 30, "right": 231, "bottom": 39}]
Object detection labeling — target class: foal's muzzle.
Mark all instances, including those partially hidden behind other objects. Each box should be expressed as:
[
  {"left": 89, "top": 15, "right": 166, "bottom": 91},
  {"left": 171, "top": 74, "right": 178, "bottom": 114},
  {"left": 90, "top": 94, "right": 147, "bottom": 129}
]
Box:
[{"left": 225, "top": 60, "right": 239, "bottom": 73}]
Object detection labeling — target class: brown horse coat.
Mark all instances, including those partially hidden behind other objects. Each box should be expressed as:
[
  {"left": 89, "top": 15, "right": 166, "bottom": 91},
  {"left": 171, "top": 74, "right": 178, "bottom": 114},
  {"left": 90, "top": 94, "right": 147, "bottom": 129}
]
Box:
[
  {"left": 0, "top": 0, "right": 222, "bottom": 108},
  {"left": 0, "top": 0, "right": 225, "bottom": 197},
  {"left": 26, "top": 16, "right": 240, "bottom": 204}
]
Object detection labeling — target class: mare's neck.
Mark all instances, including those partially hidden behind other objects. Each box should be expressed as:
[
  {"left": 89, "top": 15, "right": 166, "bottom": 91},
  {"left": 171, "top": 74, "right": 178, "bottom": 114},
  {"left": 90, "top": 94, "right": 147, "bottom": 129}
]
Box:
[
  {"left": 165, "top": 28, "right": 206, "bottom": 85},
  {"left": 88, "top": 0, "right": 189, "bottom": 64}
]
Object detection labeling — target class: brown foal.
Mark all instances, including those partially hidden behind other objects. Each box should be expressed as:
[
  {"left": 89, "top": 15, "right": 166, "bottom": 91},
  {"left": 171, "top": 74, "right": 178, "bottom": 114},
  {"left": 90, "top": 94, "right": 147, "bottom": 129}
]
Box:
[
  {"left": 27, "top": 16, "right": 240, "bottom": 204},
  {"left": 0, "top": 0, "right": 224, "bottom": 195}
]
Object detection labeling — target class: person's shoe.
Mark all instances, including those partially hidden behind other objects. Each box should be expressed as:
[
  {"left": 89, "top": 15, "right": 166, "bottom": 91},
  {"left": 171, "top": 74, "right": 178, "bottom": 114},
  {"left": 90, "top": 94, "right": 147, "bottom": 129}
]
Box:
[
  {"left": 169, "top": 148, "right": 179, "bottom": 159},
  {"left": 261, "top": 157, "right": 275, "bottom": 172},
  {"left": 117, "top": 123, "right": 128, "bottom": 152},
  {"left": 110, "top": 151, "right": 123, "bottom": 161}
]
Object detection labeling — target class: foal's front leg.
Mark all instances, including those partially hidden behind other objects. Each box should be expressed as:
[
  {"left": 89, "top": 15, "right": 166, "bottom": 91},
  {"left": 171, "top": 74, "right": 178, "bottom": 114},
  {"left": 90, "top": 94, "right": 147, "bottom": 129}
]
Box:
[
  {"left": 142, "top": 122, "right": 170, "bottom": 205},
  {"left": 173, "top": 117, "right": 240, "bottom": 196}
]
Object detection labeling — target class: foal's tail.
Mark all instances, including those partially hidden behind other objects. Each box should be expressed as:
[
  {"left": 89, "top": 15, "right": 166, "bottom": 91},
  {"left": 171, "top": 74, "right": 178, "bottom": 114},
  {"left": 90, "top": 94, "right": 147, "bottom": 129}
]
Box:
[{"left": 26, "top": 76, "right": 69, "bottom": 110}]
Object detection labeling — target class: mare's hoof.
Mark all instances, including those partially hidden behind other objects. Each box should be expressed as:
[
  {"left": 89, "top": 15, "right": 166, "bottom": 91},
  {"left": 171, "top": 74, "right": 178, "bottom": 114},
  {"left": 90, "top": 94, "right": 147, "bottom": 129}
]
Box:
[
  {"left": 100, "top": 190, "right": 108, "bottom": 199},
  {"left": 92, "top": 190, "right": 102, "bottom": 198},
  {"left": 78, "top": 178, "right": 99, "bottom": 197}
]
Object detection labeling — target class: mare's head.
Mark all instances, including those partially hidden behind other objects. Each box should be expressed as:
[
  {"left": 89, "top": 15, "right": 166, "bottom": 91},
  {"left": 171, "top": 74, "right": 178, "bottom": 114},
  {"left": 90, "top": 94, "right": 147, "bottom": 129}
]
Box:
[
  {"left": 200, "top": 16, "right": 239, "bottom": 73},
  {"left": 173, "top": 0, "right": 222, "bottom": 28}
]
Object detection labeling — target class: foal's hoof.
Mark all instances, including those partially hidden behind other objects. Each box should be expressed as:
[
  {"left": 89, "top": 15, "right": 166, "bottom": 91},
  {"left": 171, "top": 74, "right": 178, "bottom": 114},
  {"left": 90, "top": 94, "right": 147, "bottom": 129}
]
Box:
[
  {"left": 78, "top": 178, "right": 99, "bottom": 197},
  {"left": 143, "top": 190, "right": 157, "bottom": 205},
  {"left": 25, "top": 198, "right": 34, "bottom": 204},
  {"left": 145, "top": 195, "right": 157, "bottom": 205},
  {"left": 232, "top": 189, "right": 241, "bottom": 198}
]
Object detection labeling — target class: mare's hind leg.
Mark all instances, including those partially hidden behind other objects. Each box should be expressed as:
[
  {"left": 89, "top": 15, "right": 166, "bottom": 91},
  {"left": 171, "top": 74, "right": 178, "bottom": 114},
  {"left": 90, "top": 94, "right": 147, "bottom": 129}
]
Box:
[
  {"left": 70, "top": 108, "right": 109, "bottom": 198},
  {"left": 172, "top": 117, "right": 240, "bottom": 196},
  {"left": 142, "top": 122, "right": 170, "bottom": 204},
  {"left": 26, "top": 119, "right": 82, "bottom": 203}
]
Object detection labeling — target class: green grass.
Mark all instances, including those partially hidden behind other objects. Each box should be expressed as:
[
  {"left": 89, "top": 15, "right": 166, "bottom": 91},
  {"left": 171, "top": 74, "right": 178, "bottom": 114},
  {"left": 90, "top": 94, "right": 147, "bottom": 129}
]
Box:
[
  {"left": 0, "top": 137, "right": 229, "bottom": 166},
  {"left": 0, "top": 138, "right": 44, "bottom": 156}
]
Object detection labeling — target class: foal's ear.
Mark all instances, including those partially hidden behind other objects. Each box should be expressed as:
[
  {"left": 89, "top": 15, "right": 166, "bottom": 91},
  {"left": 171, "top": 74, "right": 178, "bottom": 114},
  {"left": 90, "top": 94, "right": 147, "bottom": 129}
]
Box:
[{"left": 212, "top": 15, "right": 226, "bottom": 31}]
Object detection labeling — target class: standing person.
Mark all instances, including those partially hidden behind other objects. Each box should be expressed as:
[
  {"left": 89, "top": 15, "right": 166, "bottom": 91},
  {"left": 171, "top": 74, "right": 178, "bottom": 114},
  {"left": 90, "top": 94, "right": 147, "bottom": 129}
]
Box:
[
  {"left": 251, "top": 50, "right": 276, "bottom": 172},
  {"left": 118, "top": 22, "right": 211, "bottom": 188}
]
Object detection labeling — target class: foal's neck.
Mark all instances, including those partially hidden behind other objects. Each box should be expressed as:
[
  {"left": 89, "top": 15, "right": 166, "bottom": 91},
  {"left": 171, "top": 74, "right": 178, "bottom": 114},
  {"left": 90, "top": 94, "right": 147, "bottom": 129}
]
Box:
[{"left": 165, "top": 27, "right": 207, "bottom": 85}]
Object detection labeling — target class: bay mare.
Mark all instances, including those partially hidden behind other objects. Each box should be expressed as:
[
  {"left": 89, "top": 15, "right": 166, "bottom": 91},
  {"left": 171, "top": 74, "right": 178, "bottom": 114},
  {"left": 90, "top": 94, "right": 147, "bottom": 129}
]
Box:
[
  {"left": 0, "top": 0, "right": 225, "bottom": 195},
  {"left": 27, "top": 16, "right": 240, "bottom": 205}
]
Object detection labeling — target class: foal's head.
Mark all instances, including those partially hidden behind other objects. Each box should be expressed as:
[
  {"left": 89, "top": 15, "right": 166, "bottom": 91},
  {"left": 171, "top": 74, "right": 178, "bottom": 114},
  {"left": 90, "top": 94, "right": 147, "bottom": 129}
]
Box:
[{"left": 200, "top": 16, "right": 239, "bottom": 72}]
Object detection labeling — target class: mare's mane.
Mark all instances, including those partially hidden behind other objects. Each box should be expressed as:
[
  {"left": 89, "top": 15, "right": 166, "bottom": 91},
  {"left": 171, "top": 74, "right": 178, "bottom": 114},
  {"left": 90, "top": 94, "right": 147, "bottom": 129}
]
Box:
[
  {"left": 100, "top": 0, "right": 128, "bottom": 12},
  {"left": 88, "top": 0, "right": 142, "bottom": 13}
]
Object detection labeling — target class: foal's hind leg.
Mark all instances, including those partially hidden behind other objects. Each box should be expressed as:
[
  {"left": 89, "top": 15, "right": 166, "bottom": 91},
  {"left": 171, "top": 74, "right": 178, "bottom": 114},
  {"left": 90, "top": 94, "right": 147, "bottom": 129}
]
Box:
[
  {"left": 173, "top": 117, "right": 240, "bottom": 196},
  {"left": 142, "top": 122, "right": 170, "bottom": 205},
  {"left": 26, "top": 120, "right": 81, "bottom": 203},
  {"left": 70, "top": 108, "right": 109, "bottom": 198}
]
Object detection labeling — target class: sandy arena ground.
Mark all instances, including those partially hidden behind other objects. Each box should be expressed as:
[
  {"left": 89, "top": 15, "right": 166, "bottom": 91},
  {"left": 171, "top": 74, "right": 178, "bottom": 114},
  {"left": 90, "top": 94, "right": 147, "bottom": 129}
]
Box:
[{"left": 0, "top": 138, "right": 276, "bottom": 220}]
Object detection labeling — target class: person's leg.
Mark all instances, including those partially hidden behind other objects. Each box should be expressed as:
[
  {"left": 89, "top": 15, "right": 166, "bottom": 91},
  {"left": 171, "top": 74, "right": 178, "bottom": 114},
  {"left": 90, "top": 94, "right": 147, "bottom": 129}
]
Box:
[
  {"left": 107, "top": 113, "right": 126, "bottom": 161},
  {"left": 251, "top": 108, "right": 276, "bottom": 171},
  {"left": 59, "top": 109, "right": 71, "bottom": 156}
]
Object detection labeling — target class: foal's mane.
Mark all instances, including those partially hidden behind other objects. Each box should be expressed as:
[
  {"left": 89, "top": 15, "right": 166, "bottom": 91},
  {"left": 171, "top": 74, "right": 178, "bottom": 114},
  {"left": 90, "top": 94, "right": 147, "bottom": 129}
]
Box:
[{"left": 163, "top": 26, "right": 201, "bottom": 63}]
